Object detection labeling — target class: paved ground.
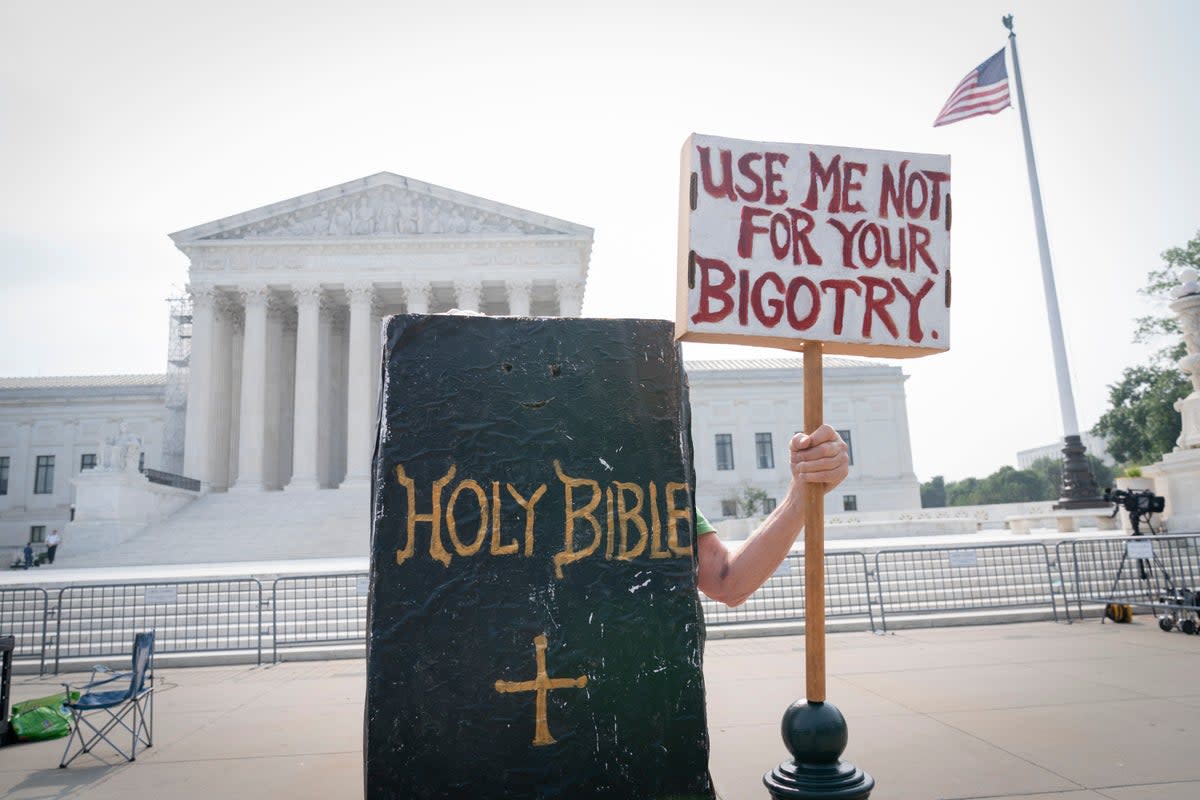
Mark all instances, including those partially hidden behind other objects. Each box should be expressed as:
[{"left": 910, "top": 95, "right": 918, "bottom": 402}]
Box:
[{"left": 3, "top": 619, "right": 1197, "bottom": 799}]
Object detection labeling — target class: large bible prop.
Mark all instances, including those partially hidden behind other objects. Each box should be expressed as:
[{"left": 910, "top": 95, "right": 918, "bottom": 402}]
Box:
[
  {"left": 678, "top": 133, "right": 952, "bottom": 799},
  {"left": 365, "top": 315, "right": 715, "bottom": 800}
]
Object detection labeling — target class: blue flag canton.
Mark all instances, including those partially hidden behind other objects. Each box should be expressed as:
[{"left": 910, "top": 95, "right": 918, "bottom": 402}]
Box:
[{"left": 976, "top": 49, "right": 1008, "bottom": 87}]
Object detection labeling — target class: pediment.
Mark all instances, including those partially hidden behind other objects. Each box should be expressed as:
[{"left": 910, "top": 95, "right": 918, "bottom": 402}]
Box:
[{"left": 171, "top": 172, "right": 591, "bottom": 245}]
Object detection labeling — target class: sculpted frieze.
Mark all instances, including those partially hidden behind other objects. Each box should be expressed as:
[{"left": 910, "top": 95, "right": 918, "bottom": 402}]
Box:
[{"left": 203, "top": 186, "right": 560, "bottom": 240}]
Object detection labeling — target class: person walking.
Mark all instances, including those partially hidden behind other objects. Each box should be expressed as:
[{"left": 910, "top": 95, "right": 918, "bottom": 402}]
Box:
[
  {"left": 22, "top": 542, "right": 33, "bottom": 569},
  {"left": 46, "top": 529, "right": 61, "bottom": 564}
]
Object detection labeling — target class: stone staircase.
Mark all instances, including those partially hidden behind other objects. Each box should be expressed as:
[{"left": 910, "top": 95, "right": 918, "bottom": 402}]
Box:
[{"left": 56, "top": 485, "right": 372, "bottom": 567}]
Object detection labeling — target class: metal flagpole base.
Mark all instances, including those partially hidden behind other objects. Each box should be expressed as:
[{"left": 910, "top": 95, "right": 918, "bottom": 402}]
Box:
[
  {"left": 764, "top": 701, "right": 874, "bottom": 799},
  {"left": 1053, "top": 434, "right": 1109, "bottom": 509}
]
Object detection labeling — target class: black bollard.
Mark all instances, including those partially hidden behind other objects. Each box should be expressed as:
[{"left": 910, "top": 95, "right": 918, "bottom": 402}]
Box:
[{"left": 764, "top": 700, "right": 874, "bottom": 799}]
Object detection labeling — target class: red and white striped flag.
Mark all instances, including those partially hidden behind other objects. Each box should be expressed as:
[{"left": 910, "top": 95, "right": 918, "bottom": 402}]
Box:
[{"left": 933, "top": 49, "right": 1011, "bottom": 127}]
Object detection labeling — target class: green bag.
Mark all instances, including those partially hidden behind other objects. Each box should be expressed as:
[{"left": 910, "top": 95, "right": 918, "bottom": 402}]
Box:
[
  {"left": 11, "top": 690, "right": 78, "bottom": 717},
  {"left": 11, "top": 705, "right": 72, "bottom": 741}
]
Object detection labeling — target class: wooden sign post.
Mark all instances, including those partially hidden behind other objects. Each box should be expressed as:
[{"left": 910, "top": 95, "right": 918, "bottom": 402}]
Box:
[{"left": 677, "top": 133, "right": 952, "bottom": 798}]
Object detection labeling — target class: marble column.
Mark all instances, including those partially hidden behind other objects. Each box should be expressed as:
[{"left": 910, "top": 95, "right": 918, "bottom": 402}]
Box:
[
  {"left": 405, "top": 282, "right": 431, "bottom": 315},
  {"left": 210, "top": 299, "right": 240, "bottom": 490},
  {"left": 183, "top": 285, "right": 217, "bottom": 488},
  {"left": 262, "top": 300, "right": 287, "bottom": 490},
  {"left": 278, "top": 310, "right": 298, "bottom": 488},
  {"left": 344, "top": 284, "right": 376, "bottom": 485},
  {"left": 558, "top": 280, "right": 585, "bottom": 317},
  {"left": 508, "top": 280, "right": 532, "bottom": 317},
  {"left": 319, "top": 304, "right": 347, "bottom": 487},
  {"left": 456, "top": 280, "right": 482, "bottom": 313},
  {"left": 233, "top": 286, "right": 270, "bottom": 490},
  {"left": 290, "top": 285, "right": 323, "bottom": 490}
]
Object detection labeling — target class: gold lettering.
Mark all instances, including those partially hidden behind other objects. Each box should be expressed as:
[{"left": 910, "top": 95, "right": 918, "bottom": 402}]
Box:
[
  {"left": 614, "top": 481, "right": 648, "bottom": 560},
  {"left": 604, "top": 486, "right": 615, "bottom": 560},
  {"left": 506, "top": 483, "right": 546, "bottom": 557},
  {"left": 552, "top": 460, "right": 603, "bottom": 578},
  {"left": 447, "top": 479, "right": 488, "bottom": 557},
  {"left": 394, "top": 464, "right": 456, "bottom": 566},
  {"left": 665, "top": 481, "right": 694, "bottom": 556},
  {"left": 489, "top": 481, "right": 518, "bottom": 556},
  {"left": 649, "top": 481, "right": 671, "bottom": 559}
]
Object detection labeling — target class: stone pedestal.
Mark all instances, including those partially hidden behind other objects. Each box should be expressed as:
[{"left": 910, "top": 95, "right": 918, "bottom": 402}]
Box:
[
  {"left": 1142, "top": 269, "right": 1200, "bottom": 534},
  {"left": 73, "top": 469, "right": 156, "bottom": 523},
  {"left": 1145, "top": 450, "right": 1200, "bottom": 534},
  {"left": 68, "top": 469, "right": 197, "bottom": 540}
]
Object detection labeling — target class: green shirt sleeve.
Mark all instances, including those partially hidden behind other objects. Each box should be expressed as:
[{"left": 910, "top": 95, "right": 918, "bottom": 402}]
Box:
[{"left": 695, "top": 509, "right": 716, "bottom": 535}]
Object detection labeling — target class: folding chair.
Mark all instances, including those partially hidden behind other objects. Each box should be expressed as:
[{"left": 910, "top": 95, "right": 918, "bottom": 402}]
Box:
[{"left": 59, "top": 631, "right": 155, "bottom": 767}]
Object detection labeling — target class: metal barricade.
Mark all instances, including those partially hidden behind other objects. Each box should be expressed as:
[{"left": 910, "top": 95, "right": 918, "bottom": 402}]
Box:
[
  {"left": 1067, "top": 534, "right": 1200, "bottom": 625},
  {"left": 0, "top": 587, "right": 49, "bottom": 674},
  {"left": 271, "top": 573, "right": 370, "bottom": 662},
  {"left": 54, "top": 579, "right": 264, "bottom": 672},
  {"left": 701, "top": 551, "right": 873, "bottom": 630},
  {"left": 873, "top": 543, "right": 1057, "bottom": 633}
]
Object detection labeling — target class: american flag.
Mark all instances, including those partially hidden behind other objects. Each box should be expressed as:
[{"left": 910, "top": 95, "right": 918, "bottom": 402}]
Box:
[{"left": 933, "top": 49, "right": 1011, "bottom": 127}]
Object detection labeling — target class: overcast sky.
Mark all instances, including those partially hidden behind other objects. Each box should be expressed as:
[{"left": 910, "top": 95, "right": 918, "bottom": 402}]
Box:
[{"left": 2, "top": 1, "right": 1197, "bottom": 483}]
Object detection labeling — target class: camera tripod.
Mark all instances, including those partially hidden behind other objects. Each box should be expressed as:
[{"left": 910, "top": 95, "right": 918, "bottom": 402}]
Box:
[{"left": 1105, "top": 510, "right": 1199, "bottom": 634}]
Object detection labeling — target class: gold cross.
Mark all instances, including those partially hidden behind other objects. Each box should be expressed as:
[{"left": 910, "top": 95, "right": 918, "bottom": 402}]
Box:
[{"left": 494, "top": 633, "right": 588, "bottom": 746}]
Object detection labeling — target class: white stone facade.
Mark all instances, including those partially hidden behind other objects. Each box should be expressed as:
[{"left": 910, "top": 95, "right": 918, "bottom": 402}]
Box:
[
  {"left": 171, "top": 172, "right": 593, "bottom": 492},
  {"left": 1, "top": 173, "right": 929, "bottom": 555},
  {"left": 686, "top": 357, "right": 921, "bottom": 519},
  {"left": 0, "top": 376, "right": 166, "bottom": 549}
]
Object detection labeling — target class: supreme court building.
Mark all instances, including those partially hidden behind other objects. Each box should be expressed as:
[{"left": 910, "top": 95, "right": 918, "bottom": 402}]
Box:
[
  {"left": 171, "top": 172, "right": 591, "bottom": 493},
  {"left": 0, "top": 173, "right": 920, "bottom": 550}
]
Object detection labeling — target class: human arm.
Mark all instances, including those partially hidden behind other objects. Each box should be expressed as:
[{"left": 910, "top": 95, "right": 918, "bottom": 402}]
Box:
[{"left": 695, "top": 425, "right": 849, "bottom": 607}]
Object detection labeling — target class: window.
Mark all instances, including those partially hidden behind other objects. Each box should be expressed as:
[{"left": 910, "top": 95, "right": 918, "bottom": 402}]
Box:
[
  {"left": 80, "top": 453, "right": 97, "bottom": 472},
  {"left": 837, "top": 429, "right": 854, "bottom": 465},
  {"left": 139, "top": 452, "right": 145, "bottom": 472},
  {"left": 30, "top": 525, "right": 46, "bottom": 543},
  {"left": 720, "top": 499, "right": 738, "bottom": 518},
  {"left": 0, "top": 456, "right": 8, "bottom": 495},
  {"left": 34, "top": 455, "right": 55, "bottom": 494},
  {"left": 763, "top": 497, "right": 777, "bottom": 513},
  {"left": 755, "top": 432, "right": 774, "bottom": 469},
  {"left": 715, "top": 434, "right": 734, "bottom": 471},
  {"left": 843, "top": 495, "right": 858, "bottom": 511}
]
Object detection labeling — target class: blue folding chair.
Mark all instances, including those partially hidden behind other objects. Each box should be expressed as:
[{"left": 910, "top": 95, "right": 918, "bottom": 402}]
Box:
[{"left": 60, "top": 631, "right": 155, "bottom": 767}]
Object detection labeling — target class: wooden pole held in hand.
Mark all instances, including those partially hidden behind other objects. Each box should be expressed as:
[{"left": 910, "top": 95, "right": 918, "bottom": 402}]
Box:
[{"left": 803, "top": 341, "right": 825, "bottom": 703}]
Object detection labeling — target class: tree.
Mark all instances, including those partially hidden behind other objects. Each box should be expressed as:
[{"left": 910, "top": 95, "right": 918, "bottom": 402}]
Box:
[
  {"left": 1093, "top": 230, "right": 1200, "bottom": 466},
  {"left": 1026, "top": 455, "right": 1115, "bottom": 497},
  {"left": 739, "top": 485, "right": 769, "bottom": 517},
  {"left": 1092, "top": 365, "right": 1190, "bottom": 466},
  {"left": 921, "top": 456, "right": 1116, "bottom": 507},
  {"left": 920, "top": 475, "right": 946, "bottom": 508}
]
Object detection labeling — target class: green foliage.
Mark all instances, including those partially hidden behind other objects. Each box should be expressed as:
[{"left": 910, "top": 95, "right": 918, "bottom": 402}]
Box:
[
  {"left": 920, "top": 454, "right": 1115, "bottom": 507},
  {"left": 1092, "top": 364, "right": 1190, "bottom": 465},
  {"left": 1133, "top": 230, "right": 1200, "bottom": 348},
  {"left": 1093, "top": 230, "right": 1198, "bottom": 468},
  {"left": 739, "top": 485, "right": 769, "bottom": 517},
  {"left": 920, "top": 475, "right": 946, "bottom": 508}
]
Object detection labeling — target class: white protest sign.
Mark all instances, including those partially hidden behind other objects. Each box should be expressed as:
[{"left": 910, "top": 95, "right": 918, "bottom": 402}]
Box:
[{"left": 677, "top": 133, "right": 951, "bottom": 357}]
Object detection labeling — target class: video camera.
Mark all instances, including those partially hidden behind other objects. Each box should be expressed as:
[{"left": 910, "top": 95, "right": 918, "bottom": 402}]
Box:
[{"left": 1104, "top": 487, "right": 1165, "bottom": 535}]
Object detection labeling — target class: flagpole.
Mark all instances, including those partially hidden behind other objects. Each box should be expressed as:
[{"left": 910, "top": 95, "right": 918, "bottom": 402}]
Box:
[{"left": 1003, "top": 14, "right": 1105, "bottom": 508}]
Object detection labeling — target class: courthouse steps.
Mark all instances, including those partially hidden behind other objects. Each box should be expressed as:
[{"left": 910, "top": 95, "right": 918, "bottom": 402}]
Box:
[{"left": 58, "top": 484, "right": 372, "bottom": 567}]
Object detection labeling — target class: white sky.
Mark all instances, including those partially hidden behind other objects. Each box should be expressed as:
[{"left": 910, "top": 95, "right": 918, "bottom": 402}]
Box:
[{"left": 2, "top": 1, "right": 1198, "bottom": 483}]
